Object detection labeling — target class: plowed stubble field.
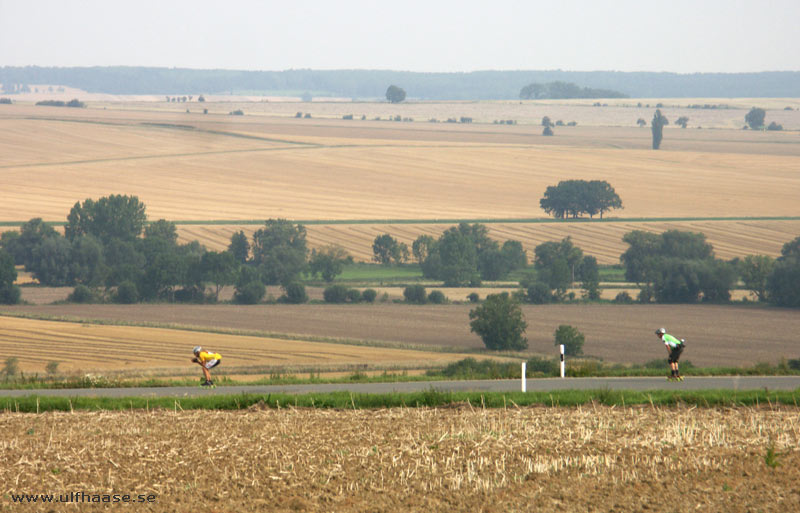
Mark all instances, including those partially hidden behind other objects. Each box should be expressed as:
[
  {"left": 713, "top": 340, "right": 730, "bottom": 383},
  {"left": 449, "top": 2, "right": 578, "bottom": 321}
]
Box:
[{"left": 2, "top": 406, "right": 798, "bottom": 512}]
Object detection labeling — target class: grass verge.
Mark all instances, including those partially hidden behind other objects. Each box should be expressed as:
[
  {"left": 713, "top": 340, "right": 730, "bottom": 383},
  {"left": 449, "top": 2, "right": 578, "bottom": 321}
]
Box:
[{"left": 2, "top": 388, "right": 799, "bottom": 412}]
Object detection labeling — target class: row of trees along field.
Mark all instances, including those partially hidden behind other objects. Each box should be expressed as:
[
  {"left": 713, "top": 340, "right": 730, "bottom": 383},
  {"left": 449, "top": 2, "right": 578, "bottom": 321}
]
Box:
[{"left": 0, "top": 194, "right": 798, "bottom": 307}]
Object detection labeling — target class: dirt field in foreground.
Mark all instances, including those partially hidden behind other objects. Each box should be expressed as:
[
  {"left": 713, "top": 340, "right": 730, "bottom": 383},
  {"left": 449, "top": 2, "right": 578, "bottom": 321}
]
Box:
[
  {"left": 1, "top": 407, "right": 797, "bottom": 512},
  {"left": 3, "top": 303, "right": 799, "bottom": 368}
]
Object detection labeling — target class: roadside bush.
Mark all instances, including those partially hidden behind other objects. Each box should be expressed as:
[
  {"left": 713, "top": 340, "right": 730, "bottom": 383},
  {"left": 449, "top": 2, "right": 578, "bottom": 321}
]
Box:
[
  {"left": 644, "top": 358, "right": 666, "bottom": 369},
  {"left": 282, "top": 282, "right": 308, "bottom": 304},
  {"left": 361, "top": 288, "right": 377, "bottom": 303},
  {"left": 68, "top": 284, "right": 95, "bottom": 303},
  {"left": 566, "top": 359, "right": 599, "bottom": 377},
  {"left": 229, "top": 110, "right": 244, "bottom": 116},
  {"left": 436, "top": 358, "right": 517, "bottom": 379},
  {"left": 427, "top": 290, "right": 447, "bottom": 304},
  {"left": 2, "top": 357, "right": 19, "bottom": 380},
  {"left": 233, "top": 281, "right": 265, "bottom": 304},
  {"left": 46, "top": 361, "right": 60, "bottom": 376},
  {"left": 114, "top": 281, "right": 138, "bottom": 304},
  {"left": 403, "top": 285, "right": 427, "bottom": 304},
  {"left": 323, "top": 285, "right": 350, "bottom": 303},
  {"left": 0, "top": 98, "right": 11, "bottom": 104},
  {"left": 526, "top": 356, "right": 557, "bottom": 375},
  {"left": 467, "top": 292, "right": 480, "bottom": 303}
]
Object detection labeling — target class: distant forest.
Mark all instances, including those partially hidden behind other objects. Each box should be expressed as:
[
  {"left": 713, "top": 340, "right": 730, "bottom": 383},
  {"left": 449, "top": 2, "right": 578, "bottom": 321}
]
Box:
[{"left": 1, "top": 67, "right": 799, "bottom": 99}]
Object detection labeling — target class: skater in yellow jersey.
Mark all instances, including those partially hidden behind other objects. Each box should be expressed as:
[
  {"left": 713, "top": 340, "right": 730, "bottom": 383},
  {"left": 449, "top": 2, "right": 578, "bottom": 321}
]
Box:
[
  {"left": 655, "top": 328, "right": 685, "bottom": 381},
  {"left": 192, "top": 346, "right": 221, "bottom": 387}
]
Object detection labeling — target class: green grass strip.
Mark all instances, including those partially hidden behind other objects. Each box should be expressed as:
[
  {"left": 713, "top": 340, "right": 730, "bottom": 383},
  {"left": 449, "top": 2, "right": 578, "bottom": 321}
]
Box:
[{"left": 2, "top": 389, "right": 799, "bottom": 412}]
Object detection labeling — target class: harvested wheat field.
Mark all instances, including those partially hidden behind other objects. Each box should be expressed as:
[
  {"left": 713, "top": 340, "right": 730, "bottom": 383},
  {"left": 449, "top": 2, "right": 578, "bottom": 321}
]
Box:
[
  {"left": 1, "top": 104, "right": 798, "bottom": 264},
  {"left": 0, "top": 315, "right": 509, "bottom": 376},
  {"left": 2, "top": 406, "right": 798, "bottom": 512},
  {"left": 4, "top": 303, "right": 799, "bottom": 367}
]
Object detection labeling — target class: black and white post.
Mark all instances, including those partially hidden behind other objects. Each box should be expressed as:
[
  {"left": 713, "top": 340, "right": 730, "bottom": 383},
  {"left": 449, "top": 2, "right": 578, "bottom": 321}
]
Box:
[{"left": 560, "top": 344, "right": 565, "bottom": 378}]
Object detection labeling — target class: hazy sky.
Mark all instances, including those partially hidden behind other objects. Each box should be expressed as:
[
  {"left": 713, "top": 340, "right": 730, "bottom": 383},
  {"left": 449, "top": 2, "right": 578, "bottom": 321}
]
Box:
[{"left": 1, "top": 0, "right": 798, "bottom": 73}]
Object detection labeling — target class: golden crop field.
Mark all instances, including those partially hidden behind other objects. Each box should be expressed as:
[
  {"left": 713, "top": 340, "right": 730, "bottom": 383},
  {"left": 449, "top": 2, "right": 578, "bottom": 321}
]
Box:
[
  {"left": 0, "top": 315, "right": 509, "bottom": 376},
  {"left": 1, "top": 102, "right": 798, "bottom": 263},
  {"left": 2, "top": 406, "right": 797, "bottom": 512}
]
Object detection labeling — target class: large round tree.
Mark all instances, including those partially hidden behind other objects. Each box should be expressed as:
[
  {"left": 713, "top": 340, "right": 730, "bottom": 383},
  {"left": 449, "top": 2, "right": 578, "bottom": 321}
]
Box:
[
  {"left": 469, "top": 292, "right": 528, "bottom": 350},
  {"left": 385, "top": 85, "right": 406, "bottom": 103}
]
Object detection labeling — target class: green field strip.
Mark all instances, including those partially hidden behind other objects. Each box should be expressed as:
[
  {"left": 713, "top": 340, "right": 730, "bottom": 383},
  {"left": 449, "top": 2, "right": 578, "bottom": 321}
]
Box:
[{"left": 2, "top": 389, "right": 800, "bottom": 412}]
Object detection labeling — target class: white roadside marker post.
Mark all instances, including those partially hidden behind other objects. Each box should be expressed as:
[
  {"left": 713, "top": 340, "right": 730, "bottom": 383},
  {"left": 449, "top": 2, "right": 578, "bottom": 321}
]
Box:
[
  {"left": 521, "top": 361, "right": 527, "bottom": 392},
  {"left": 560, "top": 344, "right": 565, "bottom": 378}
]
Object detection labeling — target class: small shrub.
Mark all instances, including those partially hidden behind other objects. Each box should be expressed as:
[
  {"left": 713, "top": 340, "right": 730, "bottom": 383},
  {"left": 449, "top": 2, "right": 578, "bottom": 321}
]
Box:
[
  {"left": 637, "top": 285, "right": 654, "bottom": 303},
  {"left": 342, "top": 114, "right": 354, "bottom": 120},
  {"left": 323, "top": 284, "right": 350, "bottom": 303},
  {"left": 566, "top": 360, "right": 600, "bottom": 377},
  {"left": 644, "top": 358, "right": 666, "bottom": 369},
  {"left": 361, "top": 288, "right": 377, "bottom": 303},
  {"left": 233, "top": 281, "right": 265, "bottom": 304},
  {"left": 467, "top": 292, "right": 480, "bottom": 303},
  {"left": 427, "top": 290, "right": 447, "bottom": 304},
  {"left": 229, "top": 109, "right": 244, "bottom": 116},
  {"left": 567, "top": 121, "right": 577, "bottom": 126},
  {"left": 526, "top": 282, "right": 553, "bottom": 304},
  {"left": 295, "top": 112, "right": 303, "bottom": 118},
  {"left": 114, "top": 281, "right": 138, "bottom": 304},
  {"left": 2, "top": 357, "right": 19, "bottom": 380},
  {"left": 282, "top": 282, "right": 308, "bottom": 304},
  {"left": 69, "top": 285, "right": 95, "bottom": 303},
  {"left": 460, "top": 117, "right": 472, "bottom": 123},
  {"left": 543, "top": 126, "right": 554, "bottom": 136},
  {"left": 0, "top": 98, "right": 12, "bottom": 104},
  {"left": 345, "top": 288, "right": 362, "bottom": 303},
  {"left": 787, "top": 358, "right": 800, "bottom": 371},
  {"left": 304, "top": 113, "right": 311, "bottom": 118},
  {"left": 613, "top": 291, "right": 634, "bottom": 304},
  {"left": 46, "top": 361, "right": 60, "bottom": 376},
  {"left": 526, "top": 356, "right": 557, "bottom": 375},
  {"left": 403, "top": 285, "right": 427, "bottom": 304},
  {"left": 767, "top": 122, "right": 783, "bottom": 131}
]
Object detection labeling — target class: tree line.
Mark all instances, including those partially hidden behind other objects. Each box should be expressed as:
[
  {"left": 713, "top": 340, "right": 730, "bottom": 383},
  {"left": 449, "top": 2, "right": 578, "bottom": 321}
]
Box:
[
  {"left": 3, "top": 67, "right": 800, "bottom": 99},
  {"left": 0, "top": 194, "right": 798, "bottom": 308}
]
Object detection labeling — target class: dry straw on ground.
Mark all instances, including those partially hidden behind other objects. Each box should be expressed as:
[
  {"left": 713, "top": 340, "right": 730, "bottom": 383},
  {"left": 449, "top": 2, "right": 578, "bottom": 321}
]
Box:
[{"left": 1, "top": 406, "right": 798, "bottom": 512}]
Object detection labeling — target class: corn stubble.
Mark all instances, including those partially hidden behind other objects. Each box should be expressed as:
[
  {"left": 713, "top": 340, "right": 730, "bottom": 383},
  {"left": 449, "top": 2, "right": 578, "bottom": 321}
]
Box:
[{"left": 2, "top": 406, "right": 798, "bottom": 512}]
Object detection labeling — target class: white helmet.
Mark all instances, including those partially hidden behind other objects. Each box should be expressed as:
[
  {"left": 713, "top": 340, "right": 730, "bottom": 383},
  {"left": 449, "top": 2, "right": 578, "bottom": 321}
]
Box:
[
  {"left": 655, "top": 328, "right": 666, "bottom": 335},
  {"left": 193, "top": 346, "right": 202, "bottom": 354}
]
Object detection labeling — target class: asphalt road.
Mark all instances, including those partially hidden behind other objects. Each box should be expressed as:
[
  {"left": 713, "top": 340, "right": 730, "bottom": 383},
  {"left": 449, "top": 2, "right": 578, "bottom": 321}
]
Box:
[{"left": 2, "top": 376, "right": 800, "bottom": 398}]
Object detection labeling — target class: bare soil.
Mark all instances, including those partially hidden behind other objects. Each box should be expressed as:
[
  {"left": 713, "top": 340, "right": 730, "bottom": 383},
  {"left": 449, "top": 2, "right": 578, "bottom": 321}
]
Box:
[{"left": 3, "top": 303, "right": 798, "bottom": 367}]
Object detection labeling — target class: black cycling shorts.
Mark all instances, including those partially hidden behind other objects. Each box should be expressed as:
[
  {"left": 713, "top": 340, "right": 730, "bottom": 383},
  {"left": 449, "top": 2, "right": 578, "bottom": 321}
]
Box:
[{"left": 668, "top": 345, "right": 684, "bottom": 363}]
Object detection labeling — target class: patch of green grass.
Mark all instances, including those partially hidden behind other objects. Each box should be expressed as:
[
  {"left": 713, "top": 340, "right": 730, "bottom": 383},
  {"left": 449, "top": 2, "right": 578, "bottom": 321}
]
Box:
[
  {"left": 335, "top": 263, "right": 424, "bottom": 282},
  {"left": 2, "top": 388, "right": 800, "bottom": 412}
]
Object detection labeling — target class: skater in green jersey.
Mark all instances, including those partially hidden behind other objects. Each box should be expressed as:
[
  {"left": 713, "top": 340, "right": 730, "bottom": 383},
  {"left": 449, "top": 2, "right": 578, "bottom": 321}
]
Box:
[{"left": 655, "top": 328, "right": 685, "bottom": 381}]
